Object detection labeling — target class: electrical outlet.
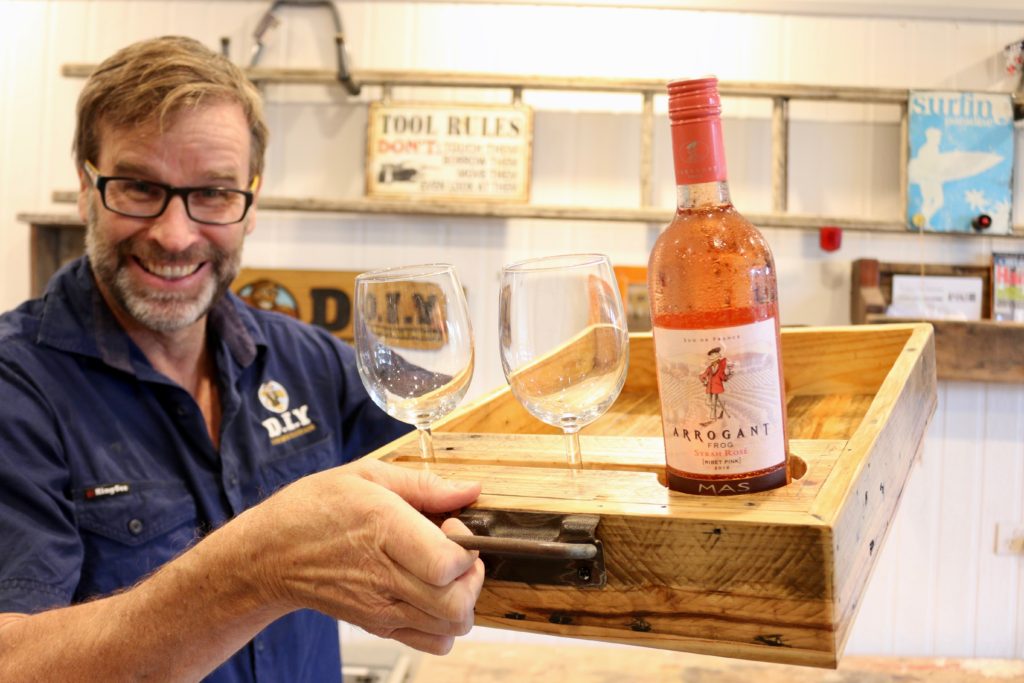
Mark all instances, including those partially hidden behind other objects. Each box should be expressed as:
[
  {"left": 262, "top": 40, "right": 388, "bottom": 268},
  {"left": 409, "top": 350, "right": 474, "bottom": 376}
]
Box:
[{"left": 995, "top": 523, "right": 1024, "bottom": 556}]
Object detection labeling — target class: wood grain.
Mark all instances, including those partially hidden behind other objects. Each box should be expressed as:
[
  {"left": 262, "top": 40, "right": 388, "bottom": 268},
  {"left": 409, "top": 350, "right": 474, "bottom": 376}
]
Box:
[{"left": 367, "top": 325, "right": 937, "bottom": 668}]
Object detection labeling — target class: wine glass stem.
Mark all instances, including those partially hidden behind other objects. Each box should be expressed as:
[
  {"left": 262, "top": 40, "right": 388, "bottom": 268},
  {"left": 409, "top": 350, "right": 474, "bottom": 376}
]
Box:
[
  {"left": 418, "top": 426, "right": 436, "bottom": 463},
  {"left": 564, "top": 430, "right": 582, "bottom": 469}
]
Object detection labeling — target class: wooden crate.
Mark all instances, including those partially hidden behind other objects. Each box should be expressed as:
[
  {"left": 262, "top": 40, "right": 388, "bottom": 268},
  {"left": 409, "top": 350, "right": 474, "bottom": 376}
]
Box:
[{"left": 367, "top": 324, "right": 937, "bottom": 668}]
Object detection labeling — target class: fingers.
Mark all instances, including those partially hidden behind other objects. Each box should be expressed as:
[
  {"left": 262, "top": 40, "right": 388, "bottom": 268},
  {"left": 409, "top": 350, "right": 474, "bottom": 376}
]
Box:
[
  {"left": 372, "top": 561, "right": 483, "bottom": 655},
  {"left": 378, "top": 551, "right": 484, "bottom": 626},
  {"left": 350, "top": 459, "right": 482, "bottom": 515},
  {"left": 352, "top": 464, "right": 483, "bottom": 593},
  {"left": 382, "top": 562, "right": 482, "bottom": 635}
]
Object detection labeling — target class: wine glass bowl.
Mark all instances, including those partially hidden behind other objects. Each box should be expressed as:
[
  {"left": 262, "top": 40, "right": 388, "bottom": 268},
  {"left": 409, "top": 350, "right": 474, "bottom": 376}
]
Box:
[
  {"left": 499, "top": 253, "right": 630, "bottom": 469},
  {"left": 354, "top": 264, "right": 474, "bottom": 462}
]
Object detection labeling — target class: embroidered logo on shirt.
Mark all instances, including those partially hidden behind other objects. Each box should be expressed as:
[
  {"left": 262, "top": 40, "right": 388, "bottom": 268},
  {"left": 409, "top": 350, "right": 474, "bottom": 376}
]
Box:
[
  {"left": 258, "top": 380, "right": 318, "bottom": 446},
  {"left": 84, "top": 483, "right": 131, "bottom": 500},
  {"left": 258, "top": 380, "right": 290, "bottom": 413}
]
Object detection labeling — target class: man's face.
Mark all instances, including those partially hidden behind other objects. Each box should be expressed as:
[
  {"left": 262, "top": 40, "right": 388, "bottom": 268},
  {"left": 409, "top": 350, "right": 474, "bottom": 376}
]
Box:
[{"left": 78, "top": 101, "right": 258, "bottom": 334}]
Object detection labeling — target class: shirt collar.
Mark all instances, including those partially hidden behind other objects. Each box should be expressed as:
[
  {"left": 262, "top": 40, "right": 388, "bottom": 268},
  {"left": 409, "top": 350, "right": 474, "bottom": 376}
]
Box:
[{"left": 37, "top": 257, "right": 263, "bottom": 374}]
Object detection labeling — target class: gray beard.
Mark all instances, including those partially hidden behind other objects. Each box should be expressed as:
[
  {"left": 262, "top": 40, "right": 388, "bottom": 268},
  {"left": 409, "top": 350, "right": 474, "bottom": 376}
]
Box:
[{"left": 85, "top": 199, "right": 243, "bottom": 333}]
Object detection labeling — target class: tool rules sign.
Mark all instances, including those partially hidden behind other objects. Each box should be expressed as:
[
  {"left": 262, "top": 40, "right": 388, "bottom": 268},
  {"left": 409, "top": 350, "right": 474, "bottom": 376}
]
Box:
[{"left": 365, "top": 102, "right": 533, "bottom": 202}]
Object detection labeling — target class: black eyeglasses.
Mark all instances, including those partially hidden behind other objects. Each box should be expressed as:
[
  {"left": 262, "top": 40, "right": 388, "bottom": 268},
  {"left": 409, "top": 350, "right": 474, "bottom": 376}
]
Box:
[{"left": 83, "top": 160, "right": 258, "bottom": 225}]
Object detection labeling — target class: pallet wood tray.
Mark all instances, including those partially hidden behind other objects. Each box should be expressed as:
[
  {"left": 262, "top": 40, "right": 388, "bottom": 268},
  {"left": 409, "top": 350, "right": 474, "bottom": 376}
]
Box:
[{"left": 367, "top": 324, "right": 937, "bottom": 668}]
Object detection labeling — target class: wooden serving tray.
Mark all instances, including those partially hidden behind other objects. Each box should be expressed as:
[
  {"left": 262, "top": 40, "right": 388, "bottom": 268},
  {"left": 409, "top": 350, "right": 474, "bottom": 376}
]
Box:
[{"left": 367, "top": 324, "right": 937, "bottom": 668}]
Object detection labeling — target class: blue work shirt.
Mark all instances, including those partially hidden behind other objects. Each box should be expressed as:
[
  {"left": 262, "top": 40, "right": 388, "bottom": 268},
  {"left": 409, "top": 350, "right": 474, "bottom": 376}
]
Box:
[{"left": 0, "top": 257, "right": 410, "bottom": 681}]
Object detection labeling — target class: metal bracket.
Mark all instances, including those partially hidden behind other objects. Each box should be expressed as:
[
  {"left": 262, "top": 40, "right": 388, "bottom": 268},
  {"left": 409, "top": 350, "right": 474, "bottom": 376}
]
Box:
[
  {"left": 249, "top": 0, "right": 360, "bottom": 95},
  {"left": 453, "top": 510, "right": 605, "bottom": 588}
]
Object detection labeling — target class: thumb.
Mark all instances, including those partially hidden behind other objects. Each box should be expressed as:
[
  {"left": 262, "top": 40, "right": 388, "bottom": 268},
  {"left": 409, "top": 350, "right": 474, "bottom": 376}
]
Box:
[{"left": 350, "top": 459, "right": 481, "bottom": 513}]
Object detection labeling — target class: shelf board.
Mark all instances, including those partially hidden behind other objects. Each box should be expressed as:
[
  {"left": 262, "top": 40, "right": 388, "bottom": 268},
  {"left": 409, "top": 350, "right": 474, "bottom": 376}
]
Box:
[
  {"left": 865, "top": 316, "right": 1024, "bottom": 383},
  {"left": 44, "top": 192, "right": 1024, "bottom": 236}
]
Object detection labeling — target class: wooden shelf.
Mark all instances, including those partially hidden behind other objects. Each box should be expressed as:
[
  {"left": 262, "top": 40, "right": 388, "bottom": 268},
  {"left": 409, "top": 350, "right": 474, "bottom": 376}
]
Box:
[
  {"left": 851, "top": 259, "right": 1024, "bottom": 383},
  {"left": 867, "top": 316, "right": 1024, "bottom": 383},
  {"left": 44, "top": 193, "right": 1024, "bottom": 238},
  {"left": 22, "top": 213, "right": 85, "bottom": 298}
]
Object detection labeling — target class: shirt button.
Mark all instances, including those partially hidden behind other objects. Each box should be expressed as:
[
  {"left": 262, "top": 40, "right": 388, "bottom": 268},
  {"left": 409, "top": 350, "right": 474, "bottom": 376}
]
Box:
[
  {"left": 127, "top": 518, "right": 144, "bottom": 535},
  {"left": 229, "top": 475, "right": 239, "bottom": 486},
  {"left": 176, "top": 406, "right": 187, "bottom": 416}
]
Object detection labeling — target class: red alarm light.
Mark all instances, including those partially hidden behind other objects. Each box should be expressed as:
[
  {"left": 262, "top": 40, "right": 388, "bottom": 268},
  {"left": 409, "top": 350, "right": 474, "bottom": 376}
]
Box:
[{"left": 819, "top": 225, "right": 842, "bottom": 252}]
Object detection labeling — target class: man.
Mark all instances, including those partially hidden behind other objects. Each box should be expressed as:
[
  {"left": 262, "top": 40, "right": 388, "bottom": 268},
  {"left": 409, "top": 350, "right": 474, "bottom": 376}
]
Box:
[
  {"left": 699, "top": 346, "right": 731, "bottom": 422},
  {"left": 0, "top": 36, "right": 484, "bottom": 681}
]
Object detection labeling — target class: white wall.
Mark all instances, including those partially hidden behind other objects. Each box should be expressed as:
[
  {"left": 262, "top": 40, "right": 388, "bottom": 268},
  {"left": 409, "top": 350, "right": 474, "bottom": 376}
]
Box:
[{"left": 1, "top": 0, "right": 1022, "bottom": 662}]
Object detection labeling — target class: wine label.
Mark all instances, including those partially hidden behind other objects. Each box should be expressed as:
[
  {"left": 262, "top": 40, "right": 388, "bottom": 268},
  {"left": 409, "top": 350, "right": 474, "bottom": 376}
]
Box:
[{"left": 653, "top": 319, "right": 785, "bottom": 477}]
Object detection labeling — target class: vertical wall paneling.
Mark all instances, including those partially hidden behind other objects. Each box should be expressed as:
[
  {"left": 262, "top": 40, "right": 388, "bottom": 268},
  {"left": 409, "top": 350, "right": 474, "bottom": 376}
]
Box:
[
  {"left": 892, "top": 382, "right": 946, "bottom": 655},
  {"left": 932, "top": 383, "right": 987, "bottom": 656},
  {"left": 1018, "top": 412, "right": 1024, "bottom": 660},
  {"left": 974, "top": 383, "right": 1024, "bottom": 658}
]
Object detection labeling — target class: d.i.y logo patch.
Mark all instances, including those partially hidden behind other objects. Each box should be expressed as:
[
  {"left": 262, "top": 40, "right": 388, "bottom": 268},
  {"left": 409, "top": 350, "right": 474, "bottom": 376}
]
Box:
[{"left": 258, "top": 380, "right": 317, "bottom": 445}]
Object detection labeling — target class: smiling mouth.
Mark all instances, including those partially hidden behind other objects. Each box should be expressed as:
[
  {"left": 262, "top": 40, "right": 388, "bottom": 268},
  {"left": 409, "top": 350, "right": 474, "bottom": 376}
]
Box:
[{"left": 137, "top": 258, "right": 204, "bottom": 280}]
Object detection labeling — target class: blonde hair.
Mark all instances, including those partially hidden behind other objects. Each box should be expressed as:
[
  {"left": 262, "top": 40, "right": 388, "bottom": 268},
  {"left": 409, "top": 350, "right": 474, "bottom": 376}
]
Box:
[{"left": 73, "top": 35, "right": 268, "bottom": 179}]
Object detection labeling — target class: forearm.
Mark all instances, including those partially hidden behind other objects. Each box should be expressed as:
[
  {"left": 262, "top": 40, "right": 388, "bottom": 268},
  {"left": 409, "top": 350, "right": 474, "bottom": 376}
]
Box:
[{"left": 0, "top": 506, "right": 286, "bottom": 681}]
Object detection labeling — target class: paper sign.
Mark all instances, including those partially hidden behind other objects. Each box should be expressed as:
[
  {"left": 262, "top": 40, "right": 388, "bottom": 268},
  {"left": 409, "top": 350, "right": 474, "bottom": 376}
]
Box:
[
  {"left": 365, "top": 102, "right": 533, "bottom": 202},
  {"left": 888, "top": 274, "right": 983, "bottom": 320}
]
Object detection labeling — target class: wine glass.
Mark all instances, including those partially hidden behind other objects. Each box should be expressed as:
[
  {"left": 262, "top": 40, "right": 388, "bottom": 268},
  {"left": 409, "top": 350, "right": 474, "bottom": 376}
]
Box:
[
  {"left": 499, "top": 253, "right": 630, "bottom": 469},
  {"left": 354, "top": 264, "right": 475, "bottom": 462}
]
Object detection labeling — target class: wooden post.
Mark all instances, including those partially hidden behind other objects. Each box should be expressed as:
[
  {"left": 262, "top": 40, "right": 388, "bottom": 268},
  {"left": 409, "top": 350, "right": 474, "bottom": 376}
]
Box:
[
  {"left": 640, "top": 91, "right": 655, "bottom": 210},
  {"left": 899, "top": 102, "right": 909, "bottom": 225},
  {"left": 771, "top": 96, "right": 789, "bottom": 213}
]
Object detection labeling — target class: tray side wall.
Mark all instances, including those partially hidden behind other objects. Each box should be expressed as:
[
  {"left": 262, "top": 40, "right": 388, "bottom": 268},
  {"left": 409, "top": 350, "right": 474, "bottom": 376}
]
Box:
[
  {"left": 822, "top": 324, "right": 938, "bottom": 654},
  {"left": 470, "top": 512, "right": 839, "bottom": 667}
]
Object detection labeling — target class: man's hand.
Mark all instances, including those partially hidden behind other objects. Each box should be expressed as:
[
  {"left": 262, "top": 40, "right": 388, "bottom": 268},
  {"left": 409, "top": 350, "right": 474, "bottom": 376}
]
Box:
[
  {"left": 247, "top": 459, "right": 485, "bottom": 655},
  {"left": 0, "top": 460, "right": 484, "bottom": 680}
]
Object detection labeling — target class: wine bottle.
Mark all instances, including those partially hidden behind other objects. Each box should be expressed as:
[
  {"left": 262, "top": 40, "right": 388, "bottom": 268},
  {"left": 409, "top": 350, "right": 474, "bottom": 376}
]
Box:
[{"left": 648, "top": 77, "right": 790, "bottom": 496}]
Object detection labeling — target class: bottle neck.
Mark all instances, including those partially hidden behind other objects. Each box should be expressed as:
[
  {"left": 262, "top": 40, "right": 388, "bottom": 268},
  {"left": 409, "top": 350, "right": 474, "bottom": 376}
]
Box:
[
  {"left": 677, "top": 179, "right": 732, "bottom": 210},
  {"left": 669, "top": 95, "right": 729, "bottom": 208}
]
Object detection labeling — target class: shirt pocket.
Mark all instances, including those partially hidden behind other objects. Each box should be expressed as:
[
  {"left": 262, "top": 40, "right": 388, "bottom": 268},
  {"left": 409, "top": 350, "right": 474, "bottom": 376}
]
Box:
[
  {"left": 258, "top": 427, "right": 338, "bottom": 498},
  {"left": 73, "top": 481, "right": 199, "bottom": 600}
]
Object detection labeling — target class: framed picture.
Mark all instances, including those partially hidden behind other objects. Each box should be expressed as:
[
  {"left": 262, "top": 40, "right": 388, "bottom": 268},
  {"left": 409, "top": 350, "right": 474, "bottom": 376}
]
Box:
[{"left": 906, "top": 91, "right": 1015, "bottom": 234}]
